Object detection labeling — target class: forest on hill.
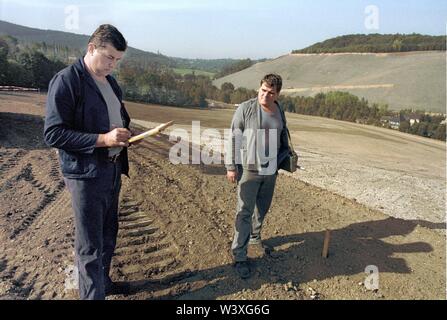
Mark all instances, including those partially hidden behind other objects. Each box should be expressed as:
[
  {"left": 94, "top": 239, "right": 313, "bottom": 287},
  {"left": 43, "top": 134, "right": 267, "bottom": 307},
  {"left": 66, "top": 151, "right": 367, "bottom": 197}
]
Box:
[
  {"left": 293, "top": 33, "right": 446, "bottom": 54},
  {"left": 0, "top": 34, "right": 255, "bottom": 108},
  {"left": 0, "top": 20, "right": 248, "bottom": 76}
]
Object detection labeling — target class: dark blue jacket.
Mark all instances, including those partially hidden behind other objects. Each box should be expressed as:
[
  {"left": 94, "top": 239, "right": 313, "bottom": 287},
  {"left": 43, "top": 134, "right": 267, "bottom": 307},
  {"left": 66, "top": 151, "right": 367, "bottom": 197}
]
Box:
[{"left": 44, "top": 58, "right": 130, "bottom": 178}]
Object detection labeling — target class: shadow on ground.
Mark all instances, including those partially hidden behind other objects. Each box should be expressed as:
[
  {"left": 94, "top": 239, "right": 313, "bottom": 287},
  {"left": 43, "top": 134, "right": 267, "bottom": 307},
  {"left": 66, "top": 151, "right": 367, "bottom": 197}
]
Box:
[{"left": 122, "top": 217, "right": 442, "bottom": 299}]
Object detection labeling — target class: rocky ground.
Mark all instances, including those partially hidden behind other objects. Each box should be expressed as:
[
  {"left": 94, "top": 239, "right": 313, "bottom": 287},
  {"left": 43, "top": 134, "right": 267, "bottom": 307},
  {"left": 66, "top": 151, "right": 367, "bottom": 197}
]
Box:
[{"left": 0, "top": 92, "right": 445, "bottom": 300}]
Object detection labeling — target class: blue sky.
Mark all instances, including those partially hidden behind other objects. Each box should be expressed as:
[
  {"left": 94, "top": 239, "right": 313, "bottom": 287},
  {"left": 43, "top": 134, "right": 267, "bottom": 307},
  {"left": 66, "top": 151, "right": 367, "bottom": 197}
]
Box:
[{"left": 0, "top": 0, "right": 446, "bottom": 59}]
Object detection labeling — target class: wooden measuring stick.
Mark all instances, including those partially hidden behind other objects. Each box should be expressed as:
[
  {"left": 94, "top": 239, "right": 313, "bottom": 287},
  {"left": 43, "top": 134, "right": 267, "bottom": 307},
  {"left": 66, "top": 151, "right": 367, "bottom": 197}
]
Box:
[
  {"left": 322, "top": 229, "right": 331, "bottom": 258},
  {"left": 128, "top": 121, "right": 174, "bottom": 143}
]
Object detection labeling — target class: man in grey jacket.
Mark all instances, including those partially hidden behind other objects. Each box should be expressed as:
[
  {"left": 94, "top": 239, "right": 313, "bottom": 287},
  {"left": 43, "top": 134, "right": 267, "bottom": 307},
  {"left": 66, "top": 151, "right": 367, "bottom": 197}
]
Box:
[{"left": 225, "top": 74, "right": 290, "bottom": 279}]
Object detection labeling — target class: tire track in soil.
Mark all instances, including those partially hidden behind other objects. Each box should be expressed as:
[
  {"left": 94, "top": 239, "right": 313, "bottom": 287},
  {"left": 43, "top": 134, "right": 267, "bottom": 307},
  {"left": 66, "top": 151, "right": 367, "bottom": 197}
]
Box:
[
  {"left": 110, "top": 145, "right": 189, "bottom": 298},
  {"left": 8, "top": 152, "right": 66, "bottom": 240},
  {"left": 105, "top": 138, "right": 237, "bottom": 299},
  {"left": 27, "top": 188, "right": 74, "bottom": 300},
  {"left": 110, "top": 183, "right": 190, "bottom": 299},
  {"left": 0, "top": 193, "right": 73, "bottom": 299},
  {"left": 0, "top": 147, "right": 74, "bottom": 299},
  {"left": 132, "top": 141, "right": 232, "bottom": 244},
  {"left": 0, "top": 150, "right": 28, "bottom": 180}
]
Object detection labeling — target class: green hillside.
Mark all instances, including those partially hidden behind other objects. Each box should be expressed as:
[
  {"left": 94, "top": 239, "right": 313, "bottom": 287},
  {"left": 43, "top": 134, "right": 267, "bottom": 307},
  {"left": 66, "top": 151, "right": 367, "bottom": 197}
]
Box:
[
  {"left": 0, "top": 20, "right": 177, "bottom": 67},
  {"left": 0, "top": 20, "right": 242, "bottom": 74},
  {"left": 214, "top": 51, "right": 446, "bottom": 113},
  {"left": 0, "top": 20, "right": 88, "bottom": 48},
  {"left": 293, "top": 34, "right": 446, "bottom": 54}
]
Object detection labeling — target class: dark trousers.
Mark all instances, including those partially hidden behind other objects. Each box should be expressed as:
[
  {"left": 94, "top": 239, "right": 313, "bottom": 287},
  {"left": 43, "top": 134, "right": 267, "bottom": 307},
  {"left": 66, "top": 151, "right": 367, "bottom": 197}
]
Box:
[
  {"left": 64, "top": 160, "right": 122, "bottom": 300},
  {"left": 232, "top": 170, "right": 277, "bottom": 262}
]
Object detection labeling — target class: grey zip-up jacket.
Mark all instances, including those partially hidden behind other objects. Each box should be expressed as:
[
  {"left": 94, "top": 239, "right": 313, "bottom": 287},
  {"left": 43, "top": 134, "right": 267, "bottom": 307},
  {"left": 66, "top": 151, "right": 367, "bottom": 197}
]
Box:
[{"left": 225, "top": 97, "right": 290, "bottom": 174}]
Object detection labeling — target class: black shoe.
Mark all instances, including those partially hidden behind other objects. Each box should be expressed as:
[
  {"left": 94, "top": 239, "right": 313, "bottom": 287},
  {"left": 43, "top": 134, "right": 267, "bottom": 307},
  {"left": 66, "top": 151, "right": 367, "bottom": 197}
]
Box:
[
  {"left": 105, "top": 281, "right": 131, "bottom": 296},
  {"left": 234, "top": 261, "right": 251, "bottom": 279}
]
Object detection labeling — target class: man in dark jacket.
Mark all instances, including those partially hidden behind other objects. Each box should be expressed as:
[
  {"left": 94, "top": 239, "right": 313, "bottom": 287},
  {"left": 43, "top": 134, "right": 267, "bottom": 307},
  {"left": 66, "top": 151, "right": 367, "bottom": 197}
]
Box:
[
  {"left": 225, "top": 74, "right": 290, "bottom": 279},
  {"left": 44, "top": 24, "right": 134, "bottom": 299}
]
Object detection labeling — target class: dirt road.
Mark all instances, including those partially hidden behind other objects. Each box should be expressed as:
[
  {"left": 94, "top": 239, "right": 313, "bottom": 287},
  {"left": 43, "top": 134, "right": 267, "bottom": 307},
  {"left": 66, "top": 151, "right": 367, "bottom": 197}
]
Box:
[{"left": 0, "top": 92, "right": 445, "bottom": 300}]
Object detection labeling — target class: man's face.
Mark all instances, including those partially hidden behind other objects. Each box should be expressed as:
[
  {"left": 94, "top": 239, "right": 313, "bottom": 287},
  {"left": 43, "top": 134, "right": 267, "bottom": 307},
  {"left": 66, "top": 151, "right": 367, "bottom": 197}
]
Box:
[
  {"left": 258, "top": 82, "right": 279, "bottom": 108},
  {"left": 88, "top": 43, "right": 124, "bottom": 77}
]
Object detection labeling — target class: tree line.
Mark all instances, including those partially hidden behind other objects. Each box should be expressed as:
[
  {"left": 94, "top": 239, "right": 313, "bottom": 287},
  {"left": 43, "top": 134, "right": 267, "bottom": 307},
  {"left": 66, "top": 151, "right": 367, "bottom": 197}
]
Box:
[
  {"left": 116, "top": 61, "right": 257, "bottom": 108},
  {"left": 1, "top": 35, "right": 444, "bottom": 141},
  {"left": 117, "top": 61, "right": 209, "bottom": 108},
  {"left": 0, "top": 35, "right": 254, "bottom": 108},
  {"left": 279, "top": 91, "right": 445, "bottom": 141},
  {"left": 293, "top": 34, "right": 446, "bottom": 54},
  {"left": 214, "top": 59, "right": 255, "bottom": 79},
  {"left": 398, "top": 110, "right": 446, "bottom": 141},
  {"left": 0, "top": 35, "right": 66, "bottom": 89}
]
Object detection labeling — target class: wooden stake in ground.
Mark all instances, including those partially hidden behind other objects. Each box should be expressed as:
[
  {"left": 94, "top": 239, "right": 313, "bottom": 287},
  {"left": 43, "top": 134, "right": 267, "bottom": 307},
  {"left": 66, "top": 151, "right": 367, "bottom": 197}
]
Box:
[
  {"left": 322, "top": 229, "right": 331, "bottom": 258},
  {"left": 128, "top": 121, "right": 174, "bottom": 143}
]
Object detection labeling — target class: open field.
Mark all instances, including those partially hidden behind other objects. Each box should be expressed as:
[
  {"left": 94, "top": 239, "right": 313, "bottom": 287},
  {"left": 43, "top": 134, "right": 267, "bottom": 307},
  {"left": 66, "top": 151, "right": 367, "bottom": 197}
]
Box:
[
  {"left": 214, "top": 51, "right": 446, "bottom": 113},
  {"left": 126, "top": 100, "right": 446, "bottom": 224},
  {"left": 0, "top": 92, "right": 445, "bottom": 300},
  {"left": 173, "top": 68, "right": 215, "bottom": 78}
]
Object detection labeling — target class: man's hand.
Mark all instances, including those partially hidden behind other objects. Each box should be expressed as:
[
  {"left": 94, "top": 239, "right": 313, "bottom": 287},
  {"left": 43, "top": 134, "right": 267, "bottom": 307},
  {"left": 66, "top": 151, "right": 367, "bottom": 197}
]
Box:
[
  {"left": 129, "top": 129, "right": 143, "bottom": 147},
  {"left": 226, "top": 170, "right": 237, "bottom": 183},
  {"left": 96, "top": 128, "right": 131, "bottom": 147}
]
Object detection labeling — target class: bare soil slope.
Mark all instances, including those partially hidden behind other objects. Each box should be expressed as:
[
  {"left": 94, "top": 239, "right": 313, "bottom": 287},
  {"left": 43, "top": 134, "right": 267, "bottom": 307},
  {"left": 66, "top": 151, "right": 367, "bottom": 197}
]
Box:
[
  {"left": 0, "top": 93, "right": 445, "bottom": 300},
  {"left": 213, "top": 51, "right": 446, "bottom": 112}
]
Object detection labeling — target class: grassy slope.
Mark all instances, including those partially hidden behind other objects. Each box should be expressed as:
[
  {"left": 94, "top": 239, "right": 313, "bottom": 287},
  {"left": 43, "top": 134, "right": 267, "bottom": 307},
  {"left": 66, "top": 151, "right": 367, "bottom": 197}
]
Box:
[{"left": 214, "top": 52, "right": 446, "bottom": 113}]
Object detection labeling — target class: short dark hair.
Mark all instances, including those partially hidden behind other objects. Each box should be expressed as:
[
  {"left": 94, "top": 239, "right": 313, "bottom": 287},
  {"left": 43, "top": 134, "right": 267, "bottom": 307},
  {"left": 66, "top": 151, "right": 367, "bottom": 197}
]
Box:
[
  {"left": 88, "top": 24, "right": 127, "bottom": 51},
  {"left": 260, "top": 74, "right": 282, "bottom": 93}
]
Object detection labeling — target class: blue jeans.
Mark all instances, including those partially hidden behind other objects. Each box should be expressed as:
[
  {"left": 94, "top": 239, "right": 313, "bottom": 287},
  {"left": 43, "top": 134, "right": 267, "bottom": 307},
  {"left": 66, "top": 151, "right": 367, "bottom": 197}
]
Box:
[{"left": 64, "top": 159, "right": 122, "bottom": 300}]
